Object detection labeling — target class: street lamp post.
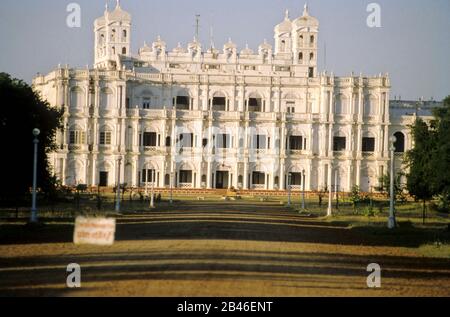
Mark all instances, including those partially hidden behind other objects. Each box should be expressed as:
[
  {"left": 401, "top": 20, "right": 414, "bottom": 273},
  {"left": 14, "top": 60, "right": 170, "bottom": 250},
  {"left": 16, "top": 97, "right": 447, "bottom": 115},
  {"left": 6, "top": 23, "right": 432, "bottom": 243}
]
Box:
[
  {"left": 388, "top": 136, "right": 397, "bottom": 229},
  {"left": 30, "top": 128, "right": 40, "bottom": 223},
  {"left": 327, "top": 168, "right": 333, "bottom": 217},
  {"left": 287, "top": 173, "right": 292, "bottom": 206},
  {"left": 115, "top": 157, "right": 122, "bottom": 212},
  {"left": 150, "top": 169, "right": 155, "bottom": 208},
  {"left": 335, "top": 169, "right": 339, "bottom": 210},
  {"left": 145, "top": 169, "right": 149, "bottom": 197},
  {"left": 170, "top": 172, "right": 174, "bottom": 205},
  {"left": 301, "top": 169, "right": 306, "bottom": 210}
]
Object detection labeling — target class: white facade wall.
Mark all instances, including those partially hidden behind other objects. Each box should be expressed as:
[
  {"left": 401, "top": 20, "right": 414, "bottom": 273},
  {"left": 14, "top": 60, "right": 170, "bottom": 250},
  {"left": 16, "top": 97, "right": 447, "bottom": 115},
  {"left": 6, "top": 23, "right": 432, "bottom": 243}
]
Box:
[{"left": 32, "top": 3, "right": 416, "bottom": 193}]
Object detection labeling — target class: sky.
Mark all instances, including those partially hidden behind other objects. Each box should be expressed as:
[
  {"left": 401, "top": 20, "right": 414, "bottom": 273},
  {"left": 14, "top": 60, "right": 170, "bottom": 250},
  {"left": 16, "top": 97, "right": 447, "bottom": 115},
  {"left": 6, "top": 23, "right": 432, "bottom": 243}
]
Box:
[{"left": 0, "top": 0, "right": 449, "bottom": 101}]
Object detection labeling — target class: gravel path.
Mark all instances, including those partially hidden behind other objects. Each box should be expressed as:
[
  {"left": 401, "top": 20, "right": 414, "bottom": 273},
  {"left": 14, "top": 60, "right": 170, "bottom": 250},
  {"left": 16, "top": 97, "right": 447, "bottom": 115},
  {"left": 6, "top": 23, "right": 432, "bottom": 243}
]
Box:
[{"left": 0, "top": 203, "right": 449, "bottom": 296}]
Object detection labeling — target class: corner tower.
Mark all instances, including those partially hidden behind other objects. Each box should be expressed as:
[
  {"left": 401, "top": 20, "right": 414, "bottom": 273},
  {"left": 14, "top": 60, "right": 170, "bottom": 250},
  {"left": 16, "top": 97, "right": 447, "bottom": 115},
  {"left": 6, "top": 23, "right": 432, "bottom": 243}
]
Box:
[
  {"left": 292, "top": 4, "right": 319, "bottom": 77},
  {"left": 94, "top": 1, "right": 131, "bottom": 69}
]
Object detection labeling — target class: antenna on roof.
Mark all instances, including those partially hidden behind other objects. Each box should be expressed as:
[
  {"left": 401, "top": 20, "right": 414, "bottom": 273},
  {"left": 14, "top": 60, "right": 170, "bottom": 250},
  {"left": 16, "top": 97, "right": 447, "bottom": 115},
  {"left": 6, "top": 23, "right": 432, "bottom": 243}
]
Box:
[
  {"left": 194, "top": 14, "right": 201, "bottom": 41},
  {"left": 210, "top": 25, "right": 215, "bottom": 49}
]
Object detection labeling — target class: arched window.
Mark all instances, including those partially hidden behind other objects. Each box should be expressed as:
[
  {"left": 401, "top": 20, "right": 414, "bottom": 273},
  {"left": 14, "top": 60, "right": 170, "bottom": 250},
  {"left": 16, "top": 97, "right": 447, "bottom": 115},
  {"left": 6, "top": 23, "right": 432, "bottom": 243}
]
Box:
[
  {"left": 310, "top": 35, "right": 315, "bottom": 44},
  {"left": 364, "top": 95, "right": 378, "bottom": 116},
  {"left": 394, "top": 132, "right": 405, "bottom": 153},
  {"left": 248, "top": 92, "right": 263, "bottom": 112},
  {"left": 99, "top": 126, "right": 112, "bottom": 145},
  {"left": 310, "top": 53, "right": 314, "bottom": 61},
  {"left": 122, "top": 47, "right": 127, "bottom": 55},
  {"left": 122, "top": 30, "right": 127, "bottom": 39},
  {"left": 70, "top": 87, "right": 84, "bottom": 109},
  {"left": 69, "top": 126, "right": 86, "bottom": 145},
  {"left": 335, "top": 94, "right": 348, "bottom": 114},
  {"left": 212, "top": 92, "right": 227, "bottom": 111},
  {"left": 111, "top": 29, "right": 116, "bottom": 41},
  {"left": 299, "top": 52, "right": 303, "bottom": 62},
  {"left": 100, "top": 88, "right": 114, "bottom": 109},
  {"left": 112, "top": 46, "right": 116, "bottom": 55},
  {"left": 280, "top": 40, "right": 286, "bottom": 52}
]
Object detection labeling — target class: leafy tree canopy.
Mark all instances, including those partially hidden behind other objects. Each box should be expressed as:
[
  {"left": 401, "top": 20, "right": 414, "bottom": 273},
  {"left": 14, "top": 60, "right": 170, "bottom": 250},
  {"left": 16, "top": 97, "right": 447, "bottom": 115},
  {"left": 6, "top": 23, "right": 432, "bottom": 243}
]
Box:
[{"left": 0, "top": 73, "right": 63, "bottom": 201}]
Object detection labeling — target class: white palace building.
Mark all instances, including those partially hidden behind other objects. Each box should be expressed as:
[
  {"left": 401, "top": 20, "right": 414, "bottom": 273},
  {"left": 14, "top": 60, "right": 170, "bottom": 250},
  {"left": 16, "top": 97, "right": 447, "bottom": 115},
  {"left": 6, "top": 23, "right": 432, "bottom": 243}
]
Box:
[{"left": 33, "top": 2, "right": 435, "bottom": 193}]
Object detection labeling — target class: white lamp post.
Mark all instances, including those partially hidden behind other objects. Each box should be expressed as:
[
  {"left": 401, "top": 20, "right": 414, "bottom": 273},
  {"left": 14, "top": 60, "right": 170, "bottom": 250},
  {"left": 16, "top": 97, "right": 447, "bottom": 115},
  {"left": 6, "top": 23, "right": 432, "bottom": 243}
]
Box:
[
  {"left": 150, "top": 169, "right": 155, "bottom": 208},
  {"left": 327, "top": 168, "right": 333, "bottom": 217},
  {"left": 301, "top": 169, "right": 306, "bottom": 210},
  {"left": 287, "top": 173, "right": 292, "bottom": 206},
  {"left": 388, "top": 136, "right": 397, "bottom": 229},
  {"left": 115, "top": 157, "right": 122, "bottom": 212},
  {"left": 170, "top": 172, "right": 174, "bottom": 205},
  {"left": 30, "top": 128, "right": 40, "bottom": 223}
]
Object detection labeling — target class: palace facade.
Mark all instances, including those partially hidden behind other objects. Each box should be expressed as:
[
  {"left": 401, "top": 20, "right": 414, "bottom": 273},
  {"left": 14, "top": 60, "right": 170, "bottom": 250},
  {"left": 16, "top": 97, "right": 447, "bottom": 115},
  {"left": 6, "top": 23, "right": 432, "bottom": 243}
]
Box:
[{"left": 33, "top": 2, "right": 432, "bottom": 192}]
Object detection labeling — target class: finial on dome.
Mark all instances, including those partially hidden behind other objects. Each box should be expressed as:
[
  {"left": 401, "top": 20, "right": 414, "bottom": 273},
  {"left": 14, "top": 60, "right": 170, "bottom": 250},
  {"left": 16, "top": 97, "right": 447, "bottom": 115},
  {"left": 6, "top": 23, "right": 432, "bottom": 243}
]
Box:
[
  {"left": 116, "top": 0, "right": 121, "bottom": 8},
  {"left": 285, "top": 9, "right": 289, "bottom": 20},
  {"left": 303, "top": 3, "right": 309, "bottom": 16},
  {"left": 105, "top": 2, "right": 109, "bottom": 13}
]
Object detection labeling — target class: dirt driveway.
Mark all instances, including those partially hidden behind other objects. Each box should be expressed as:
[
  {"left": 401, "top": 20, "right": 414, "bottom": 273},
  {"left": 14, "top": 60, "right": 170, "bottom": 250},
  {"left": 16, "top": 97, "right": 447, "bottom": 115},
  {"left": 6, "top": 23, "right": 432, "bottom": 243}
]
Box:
[{"left": 0, "top": 202, "right": 449, "bottom": 296}]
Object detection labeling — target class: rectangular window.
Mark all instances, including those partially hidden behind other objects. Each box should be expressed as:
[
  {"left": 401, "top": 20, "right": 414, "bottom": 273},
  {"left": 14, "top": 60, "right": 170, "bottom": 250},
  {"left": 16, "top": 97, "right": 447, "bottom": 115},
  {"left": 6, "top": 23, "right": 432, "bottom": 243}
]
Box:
[
  {"left": 362, "top": 137, "right": 375, "bottom": 152},
  {"left": 179, "top": 133, "right": 194, "bottom": 148},
  {"left": 217, "top": 134, "right": 231, "bottom": 149},
  {"left": 248, "top": 98, "right": 262, "bottom": 112},
  {"left": 142, "top": 98, "right": 151, "bottom": 109},
  {"left": 287, "top": 102, "right": 295, "bottom": 113},
  {"left": 253, "top": 135, "right": 267, "bottom": 149},
  {"left": 143, "top": 132, "right": 157, "bottom": 147},
  {"left": 309, "top": 67, "right": 314, "bottom": 78},
  {"left": 99, "top": 131, "right": 112, "bottom": 145},
  {"left": 252, "top": 172, "right": 266, "bottom": 185},
  {"left": 179, "top": 170, "right": 193, "bottom": 183},
  {"left": 289, "top": 136, "right": 303, "bottom": 150},
  {"left": 289, "top": 173, "right": 302, "bottom": 186},
  {"left": 141, "top": 169, "right": 156, "bottom": 183},
  {"left": 333, "top": 137, "right": 346, "bottom": 151},
  {"left": 212, "top": 97, "right": 226, "bottom": 111},
  {"left": 69, "top": 131, "right": 86, "bottom": 145},
  {"left": 176, "top": 96, "right": 189, "bottom": 110}
]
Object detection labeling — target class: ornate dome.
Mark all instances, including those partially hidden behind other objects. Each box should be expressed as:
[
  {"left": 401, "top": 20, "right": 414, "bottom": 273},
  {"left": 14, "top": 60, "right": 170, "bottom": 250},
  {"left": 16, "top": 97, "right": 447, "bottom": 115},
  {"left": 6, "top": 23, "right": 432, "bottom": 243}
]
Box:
[
  {"left": 107, "top": 1, "right": 131, "bottom": 23},
  {"left": 240, "top": 44, "right": 254, "bottom": 55},
  {"left": 172, "top": 43, "right": 187, "bottom": 54},
  {"left": 223, "top": 38, "right": 237, "bottom": 50},
  {"left": 139, "top": 42, "right": 152, "bottom": 54},
  {"left": 292, "top": 4, "right": 319, "bottom": 29},
  {"left": 274, "top": 10, "right": 292, "bottom": 33},
  {"left": 259, "top": 39, "right": 272, "bottom": 51}
]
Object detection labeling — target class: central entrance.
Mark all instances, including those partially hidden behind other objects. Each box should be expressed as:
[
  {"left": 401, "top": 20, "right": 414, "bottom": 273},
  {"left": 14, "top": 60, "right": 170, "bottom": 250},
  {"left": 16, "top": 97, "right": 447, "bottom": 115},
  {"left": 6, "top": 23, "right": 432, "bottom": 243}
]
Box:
[{"left": 216, "top": 171, "right": 229, "bottom": 189}]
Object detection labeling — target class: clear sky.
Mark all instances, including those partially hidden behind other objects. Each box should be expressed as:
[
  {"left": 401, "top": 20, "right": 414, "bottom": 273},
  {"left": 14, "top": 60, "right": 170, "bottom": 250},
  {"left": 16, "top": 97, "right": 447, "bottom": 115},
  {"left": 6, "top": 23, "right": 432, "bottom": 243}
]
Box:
[{"left": 0, "top": 0, "right": 449, "bottom": 100}]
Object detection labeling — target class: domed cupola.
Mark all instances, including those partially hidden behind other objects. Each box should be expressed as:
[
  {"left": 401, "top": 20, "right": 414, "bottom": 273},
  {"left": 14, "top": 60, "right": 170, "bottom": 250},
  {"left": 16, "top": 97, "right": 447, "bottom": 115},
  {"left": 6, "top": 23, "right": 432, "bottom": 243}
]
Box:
[
  {"left": 291, "top": 3, "right": 319, "bottom": 75},
  {"left": 94, "top": 1, "right": 132, "bottom": 69},
  {"left": 274, "top": 10, "right": 293, "bottom": 55},
  {"left": 107, "top": 0, "right": 131, "bottom": 23}
]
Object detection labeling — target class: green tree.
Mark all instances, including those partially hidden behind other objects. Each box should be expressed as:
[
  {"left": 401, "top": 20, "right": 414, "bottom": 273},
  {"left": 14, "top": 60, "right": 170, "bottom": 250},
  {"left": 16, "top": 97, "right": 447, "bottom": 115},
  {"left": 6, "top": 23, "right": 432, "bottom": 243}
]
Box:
[
  {"left": 349, "top": 185, "right": 362, "bottom": 213},
  {"left": 405, "top": 118, "right": 436, "bottom": 224},
  {"left": 0, "top": 73, "right": 63, "bottom": 203},
  {"left": 430, "top": 96, "right": 450, "bottom": 212},
  {"left": 377, "top": 173, "right": 407, "bottom": 203}
]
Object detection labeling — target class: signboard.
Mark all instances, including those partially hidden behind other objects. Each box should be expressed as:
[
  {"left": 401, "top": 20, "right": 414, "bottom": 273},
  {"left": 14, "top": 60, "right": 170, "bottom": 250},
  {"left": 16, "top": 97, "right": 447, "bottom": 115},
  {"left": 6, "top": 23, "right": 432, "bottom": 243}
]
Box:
[{"left": 74, "top": 217, "right": 116, "bottom": 246}]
